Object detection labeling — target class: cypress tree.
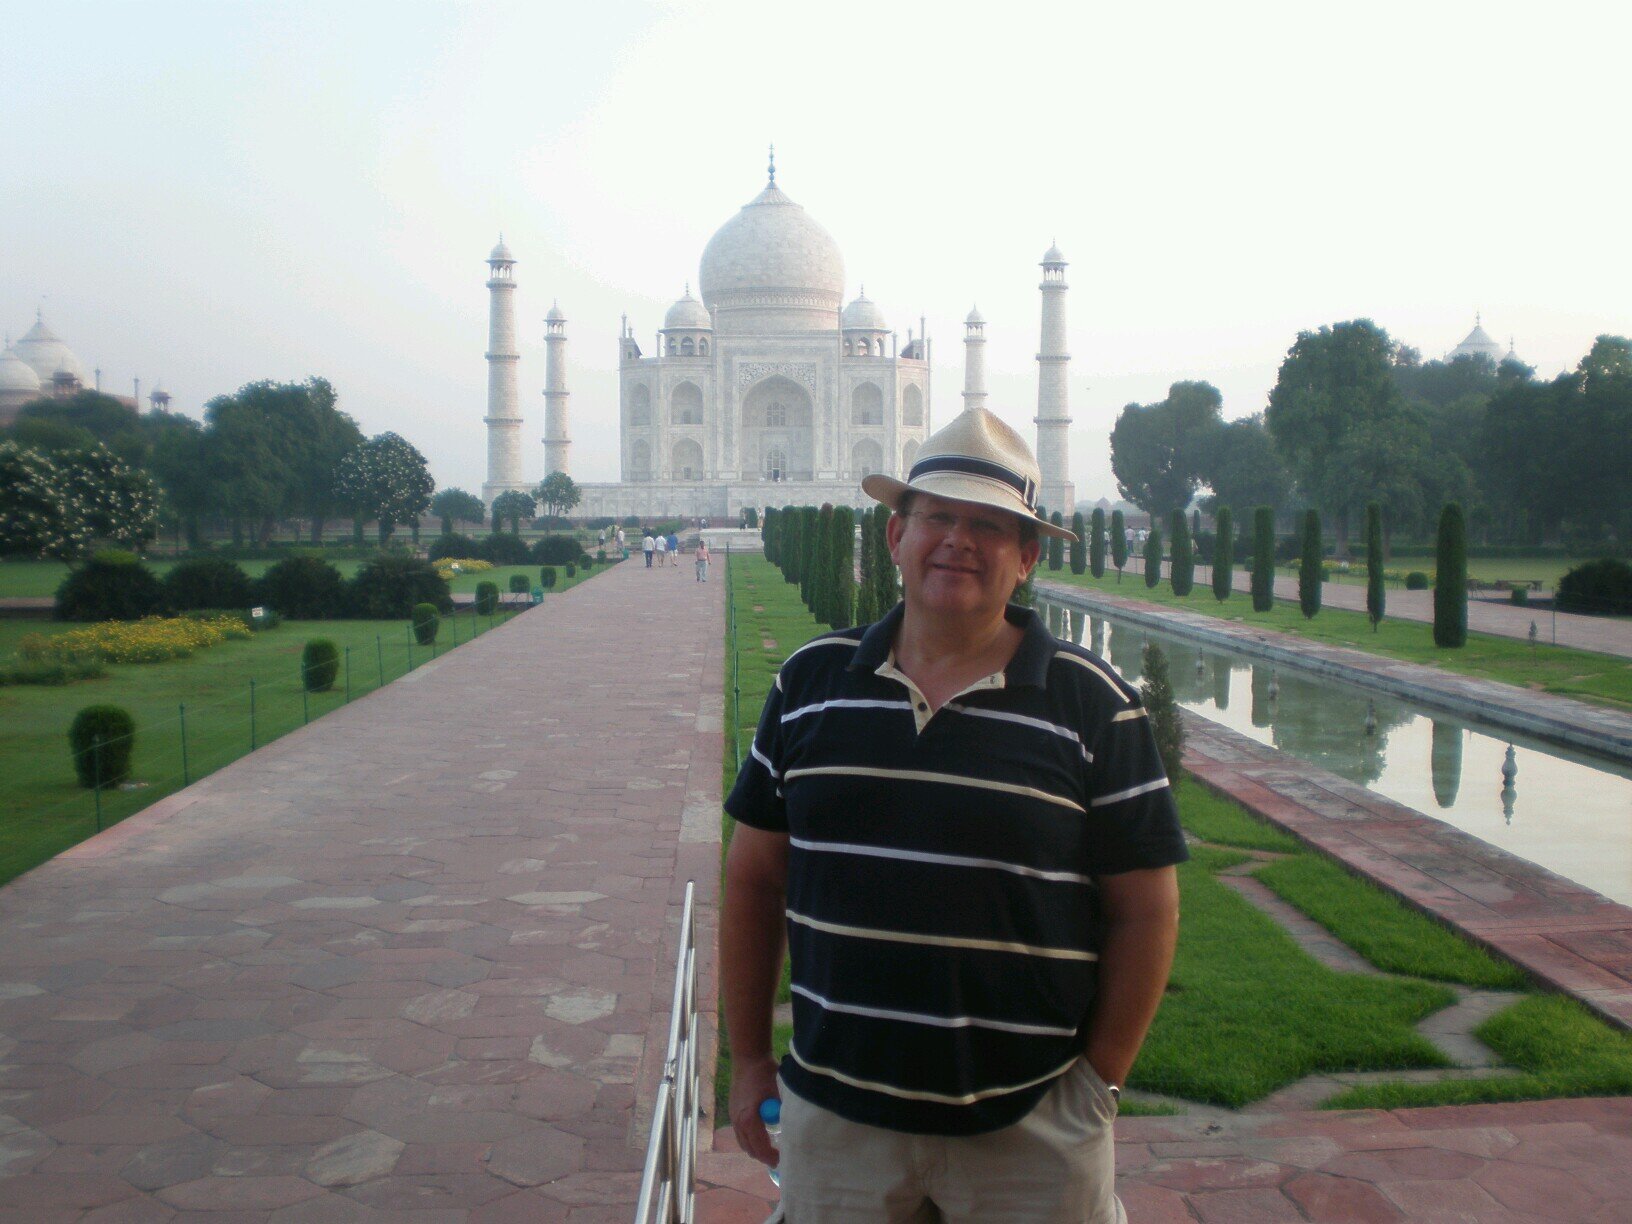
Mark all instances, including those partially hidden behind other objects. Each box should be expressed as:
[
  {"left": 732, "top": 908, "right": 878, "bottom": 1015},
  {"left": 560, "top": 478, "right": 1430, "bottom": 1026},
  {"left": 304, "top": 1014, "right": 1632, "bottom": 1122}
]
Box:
[
  {"left": 1298, "top": 508, "right": 1322, "bottom": 619},
  {"left": 1251, "top": 506, "right": 1274, "bottom": 612},
  {"left": 805, "top": 505, "right": 831, "bottom": 615},
  {"left": 1212, "top": 506, "right": 1234, "bottom": 602},
  {"left": 827, "top": 506, "right": 855, "bottom": 629},
  {"left": 1048, "top": 512, "right": 1065, "bottom": 570},
  {"left": 1143, "top": 526, "right": 1163, "bottom": 589},
  {"left": 1434, "top": 503, "right": 1467, "bottom": 648},
  {"left": 1170, "top": 510, "right": 1194, "bottom": 596},
  {"left": 1110, "top": 510, "right": 1128, "bottom": 582},
  {"left": 762, "top": 506, "right": 778, "bottom": 564},
  {"left": 1141, "top": 643, "right": 1184, "bottom": 782},
  {"left": 871, "top": 506, "right": 897, "bottom": 614},
  {"left": 1365, "top": 501, "right": 1385, "bottom": 631},
  {"left": 854, "top": 508, "right": 876, "bottom": 624},
  {"left": 1088, "top": 509, "right": 1104, "bottom": 577},
  {"left": 1070, "top": 511, "right": 1087, "bottom": 575},
  {"left": 781, "top": 507, "right": 803, "bottom": 584}
]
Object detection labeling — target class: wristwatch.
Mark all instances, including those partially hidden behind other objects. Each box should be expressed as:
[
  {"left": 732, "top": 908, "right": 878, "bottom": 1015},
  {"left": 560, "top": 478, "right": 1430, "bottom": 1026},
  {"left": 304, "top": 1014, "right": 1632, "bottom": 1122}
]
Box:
[{"left": 1107, "top": 1083, "right": 1121, "bottom": 1102}]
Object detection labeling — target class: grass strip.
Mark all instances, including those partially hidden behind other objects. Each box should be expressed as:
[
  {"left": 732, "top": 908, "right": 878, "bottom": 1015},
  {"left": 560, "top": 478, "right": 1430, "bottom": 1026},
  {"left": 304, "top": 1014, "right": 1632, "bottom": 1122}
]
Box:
[
  {"left": 1325, "top": 994, "right": 1632, "bottom": 1109},
  {"left": 1046, "top": 569, "right": 1632, "bottom": 711},
  {"left": 1255, "top": 854, "right": 1528, "bottom": 988},
  {"left": 1134, "top": 850, "right": 1455, "bottom": 1107},
  {"left": 1176, "top": 777, "right": 1302, "bottom": 852}
]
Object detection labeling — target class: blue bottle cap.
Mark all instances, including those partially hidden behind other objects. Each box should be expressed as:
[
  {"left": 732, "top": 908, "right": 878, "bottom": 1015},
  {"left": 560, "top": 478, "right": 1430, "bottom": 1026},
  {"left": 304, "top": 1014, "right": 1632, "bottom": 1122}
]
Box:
[{"left": 758, "top": 1097, "right": 781, "bottom": 1125}]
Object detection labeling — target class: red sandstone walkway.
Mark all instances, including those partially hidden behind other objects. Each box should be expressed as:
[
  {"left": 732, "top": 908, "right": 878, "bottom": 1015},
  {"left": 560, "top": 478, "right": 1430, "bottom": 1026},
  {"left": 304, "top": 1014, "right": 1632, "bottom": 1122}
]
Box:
[{"left": 0, "top": 556, "right": 724, "bottom": 1220}]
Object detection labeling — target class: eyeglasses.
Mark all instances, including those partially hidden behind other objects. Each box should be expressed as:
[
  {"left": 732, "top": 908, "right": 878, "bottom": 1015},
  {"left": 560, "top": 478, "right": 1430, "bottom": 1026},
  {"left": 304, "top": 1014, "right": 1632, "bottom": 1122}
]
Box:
[{"left": 904, "top": 510, "right": 1019, "bottom": 542}]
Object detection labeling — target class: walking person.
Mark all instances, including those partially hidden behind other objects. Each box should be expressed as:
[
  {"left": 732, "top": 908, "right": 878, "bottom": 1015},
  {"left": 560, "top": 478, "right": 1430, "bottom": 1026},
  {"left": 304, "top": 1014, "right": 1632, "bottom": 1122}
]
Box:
[
  {"left": 655, "top": 532, "right": 668, "bottom": 568},
  {"left": 642, "top": 532, "right": 655, "bottom": 568},
  {"left": 616, "top": 527, "right": 627, "bottom": 559},
  {"left": 721, "top": 408, "right": 1186, "bottom": 1222},
  {"left": 695, "top": 539, "right": 710, "bottom": 582},
  {"left": 667, "top": 532, "right": 680, "bottom": 572}
]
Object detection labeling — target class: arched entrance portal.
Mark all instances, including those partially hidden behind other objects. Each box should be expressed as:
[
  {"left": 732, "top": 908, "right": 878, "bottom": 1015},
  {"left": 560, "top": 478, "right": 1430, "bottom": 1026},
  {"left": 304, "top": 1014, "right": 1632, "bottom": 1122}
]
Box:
[{"left": 740, "top": 375, "right": 814, "bottom": 482}]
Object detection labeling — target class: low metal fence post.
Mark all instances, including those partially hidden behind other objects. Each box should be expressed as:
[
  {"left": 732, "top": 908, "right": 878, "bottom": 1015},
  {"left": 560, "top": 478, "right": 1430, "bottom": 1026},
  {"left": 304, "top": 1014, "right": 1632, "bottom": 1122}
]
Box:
[
  {"left": 179, "top": 703, "right": 189, "bottom": 786},
  {"left": 344, "top": 647, "right": 352, "bottom": 702},
  {"left": 91, "top": 736, "right": 104, "bottom": 832},
  {"left": 249, "top": 678, "right": 258, "bottom": 749},
  {"left": 301, "top": 669, "right": 310, "bottom": 725},
  {"left": 376, "top": 635, "right": 384, "bottom": 686}
]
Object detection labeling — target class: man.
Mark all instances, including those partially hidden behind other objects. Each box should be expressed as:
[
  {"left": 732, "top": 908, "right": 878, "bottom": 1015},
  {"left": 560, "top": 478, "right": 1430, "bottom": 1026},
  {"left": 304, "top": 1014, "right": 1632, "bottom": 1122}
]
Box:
[
  {"left": 722, "top": 408, "right": 1186, "bottom": 1222},
  {"left": 642, "top": 532, "right": 655, "bottom": 568},
  {"left": 655, "top": 532, "right": 669, "bottom": 567},
  {"left": 667, "top": 531, "right": 680, "bottom": 571}
]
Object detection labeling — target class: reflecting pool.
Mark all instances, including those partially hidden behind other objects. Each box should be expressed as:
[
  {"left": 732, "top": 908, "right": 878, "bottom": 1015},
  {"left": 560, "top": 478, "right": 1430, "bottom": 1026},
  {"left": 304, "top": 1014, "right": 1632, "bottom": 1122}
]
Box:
[{"left": 1038, "top": 601, "right": 1632, "bottom": 906}]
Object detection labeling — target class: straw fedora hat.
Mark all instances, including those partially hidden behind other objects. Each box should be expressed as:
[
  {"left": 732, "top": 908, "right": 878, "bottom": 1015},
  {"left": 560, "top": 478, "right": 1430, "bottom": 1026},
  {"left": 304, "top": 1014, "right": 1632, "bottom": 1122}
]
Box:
[{"left": 861, "top": 407, "right": 1078, "bottom": 541}]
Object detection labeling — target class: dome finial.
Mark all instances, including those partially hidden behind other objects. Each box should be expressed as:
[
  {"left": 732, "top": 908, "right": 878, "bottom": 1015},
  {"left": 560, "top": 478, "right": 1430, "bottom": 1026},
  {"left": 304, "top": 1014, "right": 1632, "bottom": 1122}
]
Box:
[{"left": 767, "top": 143, "right": 776, "bottom": 184}]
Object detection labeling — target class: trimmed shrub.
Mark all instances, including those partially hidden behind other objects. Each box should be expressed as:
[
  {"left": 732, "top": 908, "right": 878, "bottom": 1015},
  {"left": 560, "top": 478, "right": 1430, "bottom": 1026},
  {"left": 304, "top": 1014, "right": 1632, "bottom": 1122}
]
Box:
[
  {"left": 477, "top": 532, "right": 531, "bottom": 566},
  {"left": 473, "top": 582, "right": 499, "bottom": 616},
  {"left": 162, "top": 557, "right": 253, "bottom": 611},
  {"left": 539, "top": 567, "right": 557, "bottom": 589},
  {"left": 1251, "top": 507, "right": 1274, "bottom": 612},
  {"left": 1365, "top": 502, "right": 1385, "bottom": 631},
  {"left": 69, "top": 704, "right": 135, "bottom": 789},
  {"left": 596, "top": 549, "right": 606, "bottom": 564},
  {"left": 427, "top": 532, "right": 480, "bottom": 562},
  {"left": 256, "top": 555, "right": 347, "bottom": 619},
  {"left": 1298, "top": 509, "right": 1322, "bottom": 619},
  {"left": 825, "top": 505, "right": 855, "bottom": 630},
  {"left": 1433, "top": 503, "right": 1467, "bottom": 647},
  {"left": 1141, "top": 644, "right": 1183, "bottom": 782},
  {"left": 1110, "top": 510, "right": 1128, "bottom": 580},
  {"left": 411, "top": 602, "right": 440, "bottom": 644},
  {"left": 1143, "top": 528, "right": 1162, "bottom": 588},
  {"left": 508, "top": 574, "right": 529, "bottom": 593},
  {"left": 1406, "top": 571, "right": 1429, "bottom": 590},
  {"left": 55, "top": 554, "right": 165, "bottom": 622},
  {"left": 1048, "top": 513, "right": 1065, "bottom": 571},
  {"left": 1088, "top": 508, "right": 1105, "bottom": 578},
  {"left": 1509, "top": 587, "right": 1529, "bottom": 606},
  {"left": 1169, "top": 511, "right": 1194, "bottom": 596},
  {"left": 564, "top": 562, "right": 576, "bottom": 580},
  {"left": 1212, "top": 507, "right": 1234, "bottom": 602},
  {"left": 578, "top": 553, "right": 594, "bottom": 568},
  {"left": 532, "top": 534, "right": 581, "bottom": 566},
  {"left": 1556, "top": 558, "right": 1632, "bottom": 616},
  {"left": 1070, "top": 511, "right": 1087, "bottom": 575},
  {"left": 302, "top": 638, "right": 340, "bottom": 691},
  {"left": 347, "top": 555, "right": 451, "bottom": 619}
]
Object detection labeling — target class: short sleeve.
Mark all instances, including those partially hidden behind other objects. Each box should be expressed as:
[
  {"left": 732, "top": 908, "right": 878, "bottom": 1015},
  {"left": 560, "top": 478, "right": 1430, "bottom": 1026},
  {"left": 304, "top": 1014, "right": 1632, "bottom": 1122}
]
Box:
[
  {"left": 1082, "top": 696, "right": 1188, "bottom": 875},
  {"left": 725, "top": 672, "right": 789, "bottom": 832}
]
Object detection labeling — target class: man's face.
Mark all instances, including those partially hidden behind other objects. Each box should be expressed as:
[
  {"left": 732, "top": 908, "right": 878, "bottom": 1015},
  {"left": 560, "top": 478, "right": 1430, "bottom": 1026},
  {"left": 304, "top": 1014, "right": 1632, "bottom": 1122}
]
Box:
[{"left": 886, "top": 492, "right": 1042, "bottom": 625}]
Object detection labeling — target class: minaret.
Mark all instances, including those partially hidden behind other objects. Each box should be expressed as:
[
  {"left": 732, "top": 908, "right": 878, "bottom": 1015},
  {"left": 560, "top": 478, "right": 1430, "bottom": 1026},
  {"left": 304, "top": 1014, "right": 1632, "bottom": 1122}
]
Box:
[
  {"left": 962, "top": 306, "right": 987, "bottom": 415},
  {"left": 1035, "top": 242, "right": 1075, "bottom": 512},
  {"left": 542, "top": 302, "right": 570, "bottom": 476},
  {"left": 482, "top": 236, "right": 524, "bottom": 504}
]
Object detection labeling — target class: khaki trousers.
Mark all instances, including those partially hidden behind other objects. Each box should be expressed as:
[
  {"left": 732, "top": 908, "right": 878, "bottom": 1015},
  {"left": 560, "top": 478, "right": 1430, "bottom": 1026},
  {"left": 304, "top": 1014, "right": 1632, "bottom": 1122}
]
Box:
[{"left": 770, "top": 1060, "right": 1126, "bottom": 1223}]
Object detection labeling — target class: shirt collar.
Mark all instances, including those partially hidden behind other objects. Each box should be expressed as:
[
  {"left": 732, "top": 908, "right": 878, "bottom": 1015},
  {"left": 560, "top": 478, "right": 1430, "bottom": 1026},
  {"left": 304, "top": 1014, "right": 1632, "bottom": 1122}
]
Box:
[{"left": 850, "top": 602, "right": 1055, "bottom": 689}]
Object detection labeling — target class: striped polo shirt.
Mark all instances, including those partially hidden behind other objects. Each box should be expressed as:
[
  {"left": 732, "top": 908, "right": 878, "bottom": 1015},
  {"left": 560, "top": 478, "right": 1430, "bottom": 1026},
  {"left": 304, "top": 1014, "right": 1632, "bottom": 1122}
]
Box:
[{"left": 726, "top": 602, "right": 1187, "bottom": 1135}]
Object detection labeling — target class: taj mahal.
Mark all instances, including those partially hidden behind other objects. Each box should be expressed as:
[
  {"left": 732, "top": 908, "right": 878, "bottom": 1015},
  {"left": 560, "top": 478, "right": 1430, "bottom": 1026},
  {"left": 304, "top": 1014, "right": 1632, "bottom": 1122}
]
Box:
[{"left": 481, "top": 151, "right": 1076, "bottom": 520}]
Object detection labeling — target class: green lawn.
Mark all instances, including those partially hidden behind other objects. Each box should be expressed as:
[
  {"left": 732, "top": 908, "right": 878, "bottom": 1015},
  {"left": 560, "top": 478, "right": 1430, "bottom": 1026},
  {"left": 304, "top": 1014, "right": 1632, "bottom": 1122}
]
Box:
[{"left": 1046, "top": 568, "right": 1632, "bottom": 710}]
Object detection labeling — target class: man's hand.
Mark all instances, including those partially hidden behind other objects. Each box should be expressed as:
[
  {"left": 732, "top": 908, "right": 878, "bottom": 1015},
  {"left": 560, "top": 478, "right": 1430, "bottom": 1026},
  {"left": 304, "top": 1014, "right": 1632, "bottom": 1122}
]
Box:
[{"left": 728, "top": 1053, "right": 782, "bottom": 1167}]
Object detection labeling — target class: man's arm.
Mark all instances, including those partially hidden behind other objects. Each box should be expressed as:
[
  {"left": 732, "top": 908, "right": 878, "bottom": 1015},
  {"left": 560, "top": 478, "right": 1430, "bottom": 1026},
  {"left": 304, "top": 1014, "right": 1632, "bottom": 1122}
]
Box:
[
  {"left": 721, "top": 823, "right": 790, "bottom": 1166},
  {"left": 1082, "top": 865, "right": 1180, "bottom": 1088}
]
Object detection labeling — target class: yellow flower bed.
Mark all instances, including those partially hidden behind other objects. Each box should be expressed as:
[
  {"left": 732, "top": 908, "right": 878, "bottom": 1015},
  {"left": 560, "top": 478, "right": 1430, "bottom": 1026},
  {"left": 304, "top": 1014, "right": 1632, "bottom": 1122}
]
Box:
[
  {"left": 433, "top": 557, "right": 493, "bottom": 577},
  {"left": 19, "top": 615, "right": 252, "bottom": 665}
]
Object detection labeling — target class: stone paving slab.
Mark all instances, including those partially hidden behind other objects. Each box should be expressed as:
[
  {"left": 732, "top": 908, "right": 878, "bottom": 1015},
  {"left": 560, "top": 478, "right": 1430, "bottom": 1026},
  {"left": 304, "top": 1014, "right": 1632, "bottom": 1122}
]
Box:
[
  {"left": 0, "top": 556, "right": 724, "bottom": 1219},
  {"left": 1038, "top": 579, "right": 1632, "bottom": 762}
]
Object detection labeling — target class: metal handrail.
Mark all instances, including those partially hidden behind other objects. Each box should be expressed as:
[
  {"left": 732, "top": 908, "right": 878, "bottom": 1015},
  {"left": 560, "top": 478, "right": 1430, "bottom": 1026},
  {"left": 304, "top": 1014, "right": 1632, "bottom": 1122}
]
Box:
[{"left": 634, "top": 880, "right": 699, "bottom": 1223}]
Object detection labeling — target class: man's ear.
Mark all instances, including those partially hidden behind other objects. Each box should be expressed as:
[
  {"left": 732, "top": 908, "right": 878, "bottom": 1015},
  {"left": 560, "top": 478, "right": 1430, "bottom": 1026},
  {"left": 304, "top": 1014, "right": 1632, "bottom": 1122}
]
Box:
[
  {"left": 1018, "top": 537, "right": 1042, "bottom": 578},
  {"left": 885, "top": 510, "right": 907, "bottom": 564}
]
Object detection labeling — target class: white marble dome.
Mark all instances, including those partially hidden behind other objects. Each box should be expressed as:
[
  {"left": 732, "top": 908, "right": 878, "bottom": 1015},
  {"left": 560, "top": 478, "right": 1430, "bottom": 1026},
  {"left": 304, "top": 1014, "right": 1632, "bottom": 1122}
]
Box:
[
  {"left": 842, "top": 291, "right": 887, "bottom": 331},
  {"left": 664, "top": 289, "right": 711, "bottom": 330},
  {"left": 14, "top": 316, "right": 85, "bottom": 386},
  {"left": 0, "top": 346, "right": 41, "bottom": 393},
  {"left": 699, "top": 181, "right": 844, "bottom": 330}
]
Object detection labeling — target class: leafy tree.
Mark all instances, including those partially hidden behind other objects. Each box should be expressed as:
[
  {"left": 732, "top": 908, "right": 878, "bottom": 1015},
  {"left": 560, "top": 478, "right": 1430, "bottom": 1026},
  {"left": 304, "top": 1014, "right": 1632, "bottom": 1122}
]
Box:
[
  {"left": 143, "top": 410, "right": 211, "bottom": 548},
  {"left": 1141, "top": 643, "right": 1183, "bottom": 782},
  {"left": 492, "top": 490, "right": 536, "bottom": 534},
  {"left": 1251, "top": 506, "right": 1274, "bottom": 612},
  {"left": 1070, "top": 511, "right": 1086, "bottom": 575},
  {"left": 1211, "top": 506, "right": 1233, "bottom": 602},
  {"left": 0, "top": 443, "right": 90, "bottom": 559},
  {"left": 1110, "top": 510, "right": 1127, "bottom": 581},
  {"left": 1365, "top": 502, "right": 1385, "bottom": 631},
  {"left": 1198, "top": 415, "right": 1291, "bottom": 515},
  {"left": 12, "top": 391, "right": 147, "bottom": 464},
  {"left": 1087, "top": 509, "right": 1104, "bottom": 577},
  {"left": 534, "top": 471, "right": 582, "bottom": 520},
  {"left": 1433, "top": 503, "right": 1467, "bottom": 647},
  {"left": 334, "top": 432, "right": 435, "bottom": 545},
  {"left": 1048, "top": 512, "right": 1064, "bottom": 570},
  {"left": 1110, "top": 381, "right": 1224, "bottom": 517},
  {"left": 57, "top": 444, "right": 160, "bottom": 550},
  {"left": 1169, "top": 511, "right": 1194, "bottom": 596},
  {"left": 1142, "top": 527, "right": 1162, "bottom": 589},
  {"left": 431, "top": 488, "right": 485, "bottom": 536},
  {"left": 1298, "top": 509, "right": 1322, "bottom": 619},
  {"left": 1266, "top": 319, "right": 1417, "bottom": 551}
]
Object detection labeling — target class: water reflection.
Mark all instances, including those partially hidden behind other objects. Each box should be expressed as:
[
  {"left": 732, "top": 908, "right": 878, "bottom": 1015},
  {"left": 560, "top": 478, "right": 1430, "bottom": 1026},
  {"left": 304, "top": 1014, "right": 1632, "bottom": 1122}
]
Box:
[{"left": 1045, "top": 601, "right": 1632, "bottom": 905}]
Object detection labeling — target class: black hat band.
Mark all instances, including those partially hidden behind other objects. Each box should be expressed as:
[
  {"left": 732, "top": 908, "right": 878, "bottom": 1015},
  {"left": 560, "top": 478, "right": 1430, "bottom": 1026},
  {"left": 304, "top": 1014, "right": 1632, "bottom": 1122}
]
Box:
[{"left": 907, "top": 454, "right": 1038, "bottom": 511}]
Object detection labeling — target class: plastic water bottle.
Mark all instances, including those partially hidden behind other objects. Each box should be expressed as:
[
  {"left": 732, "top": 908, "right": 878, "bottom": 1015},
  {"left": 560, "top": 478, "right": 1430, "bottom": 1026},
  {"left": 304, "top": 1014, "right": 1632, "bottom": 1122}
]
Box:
[{"left": 759, "top": 1097, "right": 782, "bottom": 1186}]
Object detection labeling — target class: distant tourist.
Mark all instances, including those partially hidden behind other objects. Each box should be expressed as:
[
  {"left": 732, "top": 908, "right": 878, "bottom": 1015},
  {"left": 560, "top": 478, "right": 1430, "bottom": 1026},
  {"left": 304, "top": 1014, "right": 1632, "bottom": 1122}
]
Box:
[
  {"left": 642, "top": 533, "right": 655, "bottom": 568},
  {"left": 655, "top": 533, "right": 669, "bottom": 567},
  {"left": 695, "top": 539, "right": 710, "bottom": 582},
  {"left": 666, "top": 532, "right": 679, "bottom": 569}
]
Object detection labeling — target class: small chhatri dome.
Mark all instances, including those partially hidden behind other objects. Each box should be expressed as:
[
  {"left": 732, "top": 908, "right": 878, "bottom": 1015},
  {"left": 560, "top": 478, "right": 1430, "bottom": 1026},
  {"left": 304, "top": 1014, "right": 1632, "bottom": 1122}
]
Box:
[
  {"left": 546, "top": 301, "right": 566, "bottom": 323},
  {"left": 1042, "top": 241, "right": 1066, "bottom": 265},
  {"left": 488, "top": 236, "right": 515, "bottom": 263},
  {"left": 842, "top": 289, "right": 887, "bottom": 331},
  {"left": 664, "top": 285, "right": 712, "bottom": 330},
  {"left": 965, "top": 305, "right": 985, "bottom": 325},
  {"left": 0, "top": 344, "right": 41, "bottom": 393}
]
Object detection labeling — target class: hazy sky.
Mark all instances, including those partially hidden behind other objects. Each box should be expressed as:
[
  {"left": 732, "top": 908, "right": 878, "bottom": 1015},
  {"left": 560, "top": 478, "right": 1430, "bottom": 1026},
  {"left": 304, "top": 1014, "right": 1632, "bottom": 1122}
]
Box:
[{"left": 4, "top": 0, "right": 1628, "bottom": 501}]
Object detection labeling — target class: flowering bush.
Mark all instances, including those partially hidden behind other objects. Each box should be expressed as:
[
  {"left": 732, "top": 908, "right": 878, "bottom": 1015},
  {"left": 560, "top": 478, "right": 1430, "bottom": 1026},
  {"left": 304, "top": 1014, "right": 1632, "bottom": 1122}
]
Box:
[
  {"left": 432, "top": 557, "right": 492, "bottom": 578},
  {"left": 0, "top": 442, "right": 91, "bottom": 559},
  {"left": 21, "top": 615, "right": 251, "bottom": 665}
]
